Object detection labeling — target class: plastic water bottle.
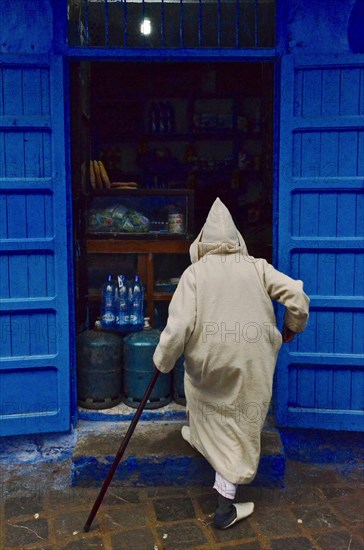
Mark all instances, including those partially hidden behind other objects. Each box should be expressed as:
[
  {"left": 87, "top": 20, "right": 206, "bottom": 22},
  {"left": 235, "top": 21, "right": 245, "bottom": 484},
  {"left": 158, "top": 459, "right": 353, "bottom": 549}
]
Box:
[
  {"left": 101, "top": 274, "right": 116, "bottom": 329},
  {"left": 116, "top": 274, "right": 129, "bottom": 330},
  {"left": 129, "top": 275, "right": 144, "bottom": 331}
]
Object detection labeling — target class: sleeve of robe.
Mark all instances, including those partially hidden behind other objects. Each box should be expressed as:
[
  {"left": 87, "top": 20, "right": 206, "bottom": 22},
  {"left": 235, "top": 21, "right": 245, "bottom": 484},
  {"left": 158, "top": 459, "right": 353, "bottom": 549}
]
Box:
[
  {"left": 258, "top": 260, "right": 310, "bottom": 333},
  {"left": 153, "top": 267, "right": 197, "bottom": 373}
]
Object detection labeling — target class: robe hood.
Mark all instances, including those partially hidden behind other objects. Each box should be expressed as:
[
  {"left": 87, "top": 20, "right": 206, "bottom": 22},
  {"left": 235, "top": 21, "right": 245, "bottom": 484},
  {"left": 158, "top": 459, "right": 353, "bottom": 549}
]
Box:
[{"left": 189, "top": 197, "right": 248, "bottom": 263}]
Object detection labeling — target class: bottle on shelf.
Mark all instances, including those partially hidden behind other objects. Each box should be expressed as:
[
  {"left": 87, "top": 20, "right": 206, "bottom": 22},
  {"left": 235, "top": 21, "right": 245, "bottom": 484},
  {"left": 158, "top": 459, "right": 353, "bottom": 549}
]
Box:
[
  {"left": 159, "top": 102, "right": 167, "bottom": 134},
  {"left": 101, "top": 274, "right": 116, "bottom": 329},
  {"left": 116, "top": 274, "right": 129, "bottom": 329},
  {"left": 165, "top": 101, "right": 176, "bottom": 133},
  {"left": 148, "top": 102, "right": 160, "bottom": 134},
  {"left": 129, "top": 275, "right": 144, "bottom": 331}
]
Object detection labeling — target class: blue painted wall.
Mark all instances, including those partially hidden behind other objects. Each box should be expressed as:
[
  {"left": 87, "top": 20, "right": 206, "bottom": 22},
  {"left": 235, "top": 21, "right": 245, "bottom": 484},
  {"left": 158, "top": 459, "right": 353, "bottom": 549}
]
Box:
[
  {"left": 0, "top": 0, "right": 53, "bottom": 54},
  {"left": 277, "top": 0, "right": 363, "bottom": 55}
]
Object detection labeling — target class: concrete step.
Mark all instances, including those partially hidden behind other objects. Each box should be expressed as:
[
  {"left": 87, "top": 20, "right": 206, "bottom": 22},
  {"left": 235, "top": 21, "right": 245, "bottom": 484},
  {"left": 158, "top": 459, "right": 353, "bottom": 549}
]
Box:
[{"left": 71, "top": 419, "right": 285, "bottom": 487}]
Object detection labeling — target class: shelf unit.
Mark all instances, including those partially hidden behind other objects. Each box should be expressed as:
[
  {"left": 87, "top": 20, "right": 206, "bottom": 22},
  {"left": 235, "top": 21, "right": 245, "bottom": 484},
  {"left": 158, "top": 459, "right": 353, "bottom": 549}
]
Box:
[
  {"left": 91, "top": 92, "right": 266, "bottom": 192},
  {"left": 73, "top": 63, "right": 273, "bottom": 330},
  {"left": 86, "top": 188, "right": 194, "bottom": 237},
  {"left": 82, "top": 188, "right": 194, "bottom": 327},
  {"left": 86, "top": 237, "right": 193, "bottom": 325}
]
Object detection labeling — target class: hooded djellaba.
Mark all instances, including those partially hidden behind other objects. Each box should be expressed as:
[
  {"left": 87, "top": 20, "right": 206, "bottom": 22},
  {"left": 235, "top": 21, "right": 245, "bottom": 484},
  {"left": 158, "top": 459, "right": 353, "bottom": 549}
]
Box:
[{"left": 153, "top": 198, "right": 309, "bottom": 527}]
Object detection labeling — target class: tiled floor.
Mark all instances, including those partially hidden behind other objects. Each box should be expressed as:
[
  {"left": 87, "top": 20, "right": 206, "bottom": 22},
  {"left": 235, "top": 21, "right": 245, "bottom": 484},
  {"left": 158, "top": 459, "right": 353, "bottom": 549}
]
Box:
[{"left": 1, "top": 460, "right": 363, "bottom": 549}]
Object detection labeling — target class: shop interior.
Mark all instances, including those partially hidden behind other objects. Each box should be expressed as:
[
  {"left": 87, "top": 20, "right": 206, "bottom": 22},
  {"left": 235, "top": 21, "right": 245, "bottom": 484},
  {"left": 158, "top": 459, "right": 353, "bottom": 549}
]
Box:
[{"left": 70, "top": 61, "right": 274, "bottom": 336}]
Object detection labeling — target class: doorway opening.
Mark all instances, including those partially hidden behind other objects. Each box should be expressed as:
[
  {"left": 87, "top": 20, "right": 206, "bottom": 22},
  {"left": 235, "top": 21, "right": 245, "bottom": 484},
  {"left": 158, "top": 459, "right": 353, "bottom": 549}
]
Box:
[{"left": 70, "top": 60, "right": 274, "bottom": 408}]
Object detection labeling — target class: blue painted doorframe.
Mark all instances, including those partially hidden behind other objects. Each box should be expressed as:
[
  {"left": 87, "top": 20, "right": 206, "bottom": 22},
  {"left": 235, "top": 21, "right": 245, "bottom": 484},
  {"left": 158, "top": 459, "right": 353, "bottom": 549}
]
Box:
[
  {"left": 0, "top": 54, "right": 72, "bottom": 436},
  {"left": 276, "top": 54, "right": 364, "bottom": 431}
]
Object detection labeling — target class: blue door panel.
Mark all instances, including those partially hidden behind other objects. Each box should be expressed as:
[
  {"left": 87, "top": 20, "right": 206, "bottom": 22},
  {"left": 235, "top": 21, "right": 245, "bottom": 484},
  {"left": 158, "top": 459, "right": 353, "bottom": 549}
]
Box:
[
  {"left": 291, "top": 190, "right": 364, "bottom": 237},
  {"left": 290, "top": 251, "right": 364, "bottom": 297},
  {"left": 276, "top": 54, "right": 364, "bottom": 431},
  {"left": 0, "top": 55, "right": 71, "bottom": 436}
]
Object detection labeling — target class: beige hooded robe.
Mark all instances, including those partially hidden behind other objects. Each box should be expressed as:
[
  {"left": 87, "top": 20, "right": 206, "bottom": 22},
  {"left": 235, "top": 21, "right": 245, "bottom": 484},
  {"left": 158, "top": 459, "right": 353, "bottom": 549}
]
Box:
[{"left": 153, "top": 198, "right": 309, "bottom": 485}]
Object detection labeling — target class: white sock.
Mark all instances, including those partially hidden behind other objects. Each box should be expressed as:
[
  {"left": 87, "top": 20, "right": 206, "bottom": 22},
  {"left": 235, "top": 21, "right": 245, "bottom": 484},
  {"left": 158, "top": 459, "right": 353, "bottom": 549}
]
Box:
[{"left": 213, "top": 471, "right": 238, "bottom": 500}]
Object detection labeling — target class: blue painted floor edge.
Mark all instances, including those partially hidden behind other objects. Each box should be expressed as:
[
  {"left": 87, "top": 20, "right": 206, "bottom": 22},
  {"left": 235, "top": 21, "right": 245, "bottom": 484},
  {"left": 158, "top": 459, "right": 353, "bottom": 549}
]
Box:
[
  {"left": 78, "top": 409, "right": 187, "bottom": 422},
  {"left": 278, "top": 427, "right": 364, "bottom": 464},
  {"left": 70, "top": 453, "right": 286, "bottom": 488},
  {"left": 0, "top": 429, "right": 77, "bottom": 464}
]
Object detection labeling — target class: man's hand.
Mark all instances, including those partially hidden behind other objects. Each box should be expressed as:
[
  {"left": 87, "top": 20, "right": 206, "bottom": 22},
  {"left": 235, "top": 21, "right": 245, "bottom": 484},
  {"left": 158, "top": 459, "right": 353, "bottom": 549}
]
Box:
[{"left": 282, "top": 324, "right": 296, "bottom": 343}]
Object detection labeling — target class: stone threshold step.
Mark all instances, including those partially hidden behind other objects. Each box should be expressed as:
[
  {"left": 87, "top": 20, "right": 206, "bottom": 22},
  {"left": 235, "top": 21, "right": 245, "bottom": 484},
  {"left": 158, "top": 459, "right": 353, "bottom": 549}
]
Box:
[{"left": 71, "top": 420, "right": 285, "bottom": 488}]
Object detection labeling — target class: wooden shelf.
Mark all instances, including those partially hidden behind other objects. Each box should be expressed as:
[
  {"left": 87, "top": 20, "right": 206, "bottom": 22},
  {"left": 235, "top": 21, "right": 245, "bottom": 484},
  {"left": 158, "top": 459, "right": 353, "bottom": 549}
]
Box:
[
  {"left": 153, "top": 292, "right": 175, "bottom": 300},
  {"left": 87, "top": 238, "right": 193, "bottom": 255},
  {"left": 87, "top": 291, "right": 174, "bottom": 302},
  {"left": 89, "top": 188, "right": 194, "bottom": 197},
  {"left": 98, "top": 131, "right": 262, "bottom": 143}
]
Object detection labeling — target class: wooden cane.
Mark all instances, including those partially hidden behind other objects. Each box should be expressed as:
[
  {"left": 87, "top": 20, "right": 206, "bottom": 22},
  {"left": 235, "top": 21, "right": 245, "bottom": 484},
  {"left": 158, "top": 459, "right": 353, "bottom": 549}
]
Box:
[{"left": 83, "top": 368, "right": 161, "bottom": 532}]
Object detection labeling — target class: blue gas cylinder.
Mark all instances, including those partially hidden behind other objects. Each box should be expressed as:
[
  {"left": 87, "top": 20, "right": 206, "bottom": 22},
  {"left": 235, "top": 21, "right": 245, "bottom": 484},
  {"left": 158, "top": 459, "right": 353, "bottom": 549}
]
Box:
[
  {"left": 123, "top": 319, "right": 171, "bottom": 409},
  {"left": 77, "top": 321, "right": 123, "bottom": 409},
  {"left": 173, "top": 355, "right": 186, "bottom": 406}
]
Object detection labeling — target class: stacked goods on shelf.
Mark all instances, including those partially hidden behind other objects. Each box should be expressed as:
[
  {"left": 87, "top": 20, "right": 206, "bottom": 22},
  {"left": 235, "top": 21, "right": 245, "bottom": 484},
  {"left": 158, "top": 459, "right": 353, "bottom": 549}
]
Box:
[
  {"left": 89, "top": 160, "right": 112, "bottom": 190},
  {"left": 93, "top": 160, "right": 102, "bottom": 188},
  {"left": 88, "top": 203, "right": 150, "bottom": 234},
  {"left": 89, "top": 160, "right": 138, "bottom": 191},
  {"left": 100, "top": 274, "right": 144, "bottom": 333},
  {"left": 89, "top": 160, "right": 97, "bottom": 189},
  {"left": 88, "top": 160, "right": 143, "bottom": 232},
  {"left": 110, "top": 182, "right": 138, "bottom": 190}
]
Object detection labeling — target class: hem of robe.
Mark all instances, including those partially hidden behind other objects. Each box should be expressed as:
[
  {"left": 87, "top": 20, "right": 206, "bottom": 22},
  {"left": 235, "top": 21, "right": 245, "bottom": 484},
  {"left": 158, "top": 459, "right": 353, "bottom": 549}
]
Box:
[{"left": 189, "top": 434, "right": 258, "bottom": 486}]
